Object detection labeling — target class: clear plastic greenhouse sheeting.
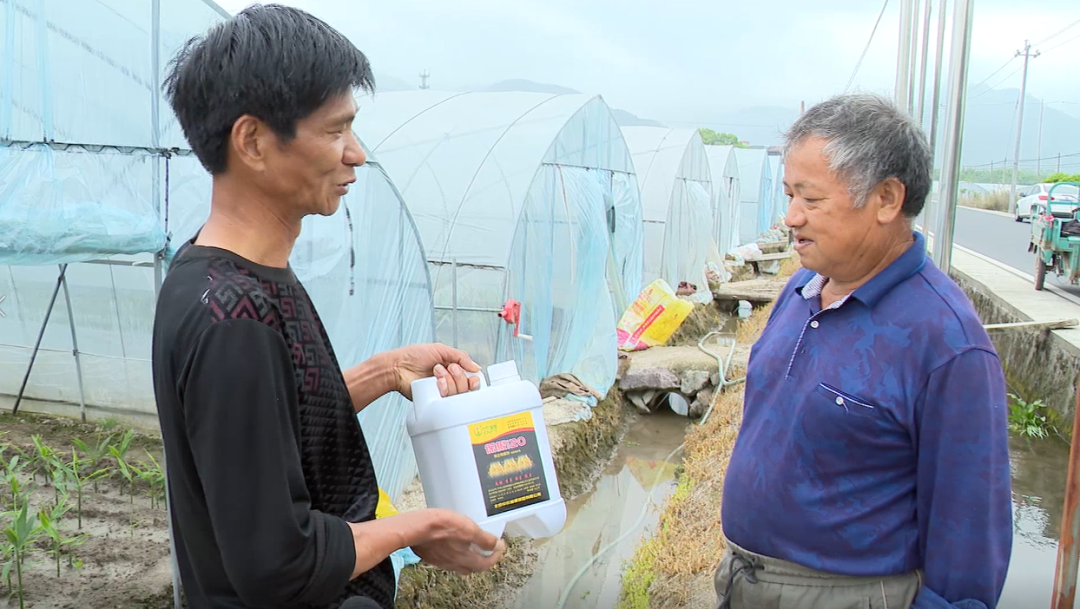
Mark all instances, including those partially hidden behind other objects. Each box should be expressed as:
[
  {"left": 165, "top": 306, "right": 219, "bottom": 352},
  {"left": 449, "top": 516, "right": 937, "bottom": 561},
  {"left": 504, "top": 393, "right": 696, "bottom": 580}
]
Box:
[
  {"left": 734, "top": 148, "right": 774, "bottom": 246},
  {"left": 704, "top": 145, "right": 742, "bottom": 258},
  {"left": 772, "top": 156, "right": 788, "bottom": 222},
  {"left": 1, "top": 0, "right": 227, "bottom": 150},
  {"left": 0, "top": 144, "right": 165, "bottom": 265},
  {"left": 1, "top": 153, "right": 435, "bottom": 502},
  {"left": 361, "top": 91, "right": 640, "bottom": 397},
  {"left": 622, "top": 127, "right": 713, "bottom": 302},
  {"left": 504, "top": 165, "right": 617, "bottom": 397},
  {"left": 607, "top": 170, "right": 643, "bottom": 314}
]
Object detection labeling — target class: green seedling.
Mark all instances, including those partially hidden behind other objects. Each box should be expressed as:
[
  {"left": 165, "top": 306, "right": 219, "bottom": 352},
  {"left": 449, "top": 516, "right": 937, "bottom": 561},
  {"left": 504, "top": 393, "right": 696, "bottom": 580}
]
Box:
[
  {"left": 2, "top": 539, "right": 13, "bottom": 598},
  {"left": 3, "top": 502, "right": 43, "bottom": 609},
  {"left": 37, "top": 495, "right": 88, "bottom": 578},
  {"left": 61, "top": 449, "right": 110, "bottom": 530},
  {"left": 29, "top": 435, "right": 61, "bottom": 485},
  {"left": 108, "top": 431, "right": 135, "bottom": 498},
  {"left": 109, "top": 446, "right": 135, "bottom": 505},
  {"left": 72, "top": 432, "right": 114, "bottom": 493},
  {"left": 2, "top": 456, "right": 30, "bottom": 511},
  {"left": 132, "top": 455, "right": 166, "bottom": 510}
]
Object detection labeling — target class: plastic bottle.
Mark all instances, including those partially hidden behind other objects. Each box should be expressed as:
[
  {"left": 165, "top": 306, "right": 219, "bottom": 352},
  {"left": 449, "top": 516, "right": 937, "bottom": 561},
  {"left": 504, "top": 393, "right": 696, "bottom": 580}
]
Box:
[{"left": 406, "top": 360, "right": 566, "bottom": 541}]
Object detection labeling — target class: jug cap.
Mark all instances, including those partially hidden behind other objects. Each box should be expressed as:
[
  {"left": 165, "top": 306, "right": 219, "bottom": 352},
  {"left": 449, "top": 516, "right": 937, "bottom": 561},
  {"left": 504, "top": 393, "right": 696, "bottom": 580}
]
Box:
[{"left": 487, "top": 361, "right": 520, "bottom": 386}]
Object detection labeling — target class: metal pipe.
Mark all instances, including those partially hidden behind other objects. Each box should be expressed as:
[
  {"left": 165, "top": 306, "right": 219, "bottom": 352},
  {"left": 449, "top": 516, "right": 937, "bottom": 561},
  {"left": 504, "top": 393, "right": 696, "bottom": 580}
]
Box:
[
  {"left": 434, "top": 305, "right": 505, "bottom": 314},
  {"left": 1052, "top": 367, "right": 1080, "bottom": 608},
  {"left": 915, "top": 0, "right": 933, "bottom": 123},
  {"left": 895, "top": 0, "right": 915, "bottom": 113},
  {"left": 908, "top": 0, "right": 922, "bottom": 113},
  {"left": 928, "top": 0, "right": 948, "bottom": 154},
  {"left": 12, "top": 265, "right": 68, "bottom": 414},
  {"left": 59, "top": 268, "right": 87, "bottom": 423},
  {"left": 931, "top": 0, "right": 974, "bottom": 274},
  {"left": 451, "top": 259, "right": 458, "bottom": 349}
]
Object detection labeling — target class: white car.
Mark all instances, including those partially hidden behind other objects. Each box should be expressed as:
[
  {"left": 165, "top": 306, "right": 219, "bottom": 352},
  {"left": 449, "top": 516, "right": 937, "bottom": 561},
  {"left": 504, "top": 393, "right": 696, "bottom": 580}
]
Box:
[{"left": 1015, "top": 183, "right": 1080, "bottom": 222}]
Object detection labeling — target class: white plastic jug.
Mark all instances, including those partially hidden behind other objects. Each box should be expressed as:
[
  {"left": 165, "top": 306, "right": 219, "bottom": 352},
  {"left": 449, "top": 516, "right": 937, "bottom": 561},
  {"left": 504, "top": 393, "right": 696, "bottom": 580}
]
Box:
[{"left": 406, "top": 360, "right": 567, "bottom": 540}]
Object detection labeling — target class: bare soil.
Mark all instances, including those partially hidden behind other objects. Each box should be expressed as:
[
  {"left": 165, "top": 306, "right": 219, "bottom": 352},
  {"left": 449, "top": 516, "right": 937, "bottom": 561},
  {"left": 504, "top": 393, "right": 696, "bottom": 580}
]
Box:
[{"left": 0, "top": 410, "right": 175, "bottom": 609}]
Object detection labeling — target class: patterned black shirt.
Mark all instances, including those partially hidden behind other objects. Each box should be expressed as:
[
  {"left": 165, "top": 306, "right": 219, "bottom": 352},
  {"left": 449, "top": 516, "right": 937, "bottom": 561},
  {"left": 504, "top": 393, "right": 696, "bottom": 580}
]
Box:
[{"left": 152, "top": 240, "right": 395, "bottom": 609}]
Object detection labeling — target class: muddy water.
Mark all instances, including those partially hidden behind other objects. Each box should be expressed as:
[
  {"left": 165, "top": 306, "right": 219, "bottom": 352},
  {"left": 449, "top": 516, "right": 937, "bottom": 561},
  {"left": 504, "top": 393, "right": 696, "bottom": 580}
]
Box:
[
  {"left": 506, "top": 409, "right": 690, "bottom": 609},
  {"left": 1001, "top": 433, "right": 1072, "bottom": 608}
]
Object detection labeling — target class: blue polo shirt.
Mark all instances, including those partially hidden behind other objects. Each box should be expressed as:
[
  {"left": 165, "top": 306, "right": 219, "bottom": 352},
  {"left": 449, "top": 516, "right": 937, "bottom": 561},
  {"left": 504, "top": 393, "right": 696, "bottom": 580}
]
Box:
[{"left": 722, "top": 231, "right": 1012, "bottom": 609}]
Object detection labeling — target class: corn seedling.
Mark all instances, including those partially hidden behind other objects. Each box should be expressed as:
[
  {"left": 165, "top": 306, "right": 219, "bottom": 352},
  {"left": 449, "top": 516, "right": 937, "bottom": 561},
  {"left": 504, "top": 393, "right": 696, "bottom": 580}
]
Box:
[
  {"left": 109, "top": 445, "right": 135, "bottom": 505},
  {"left": 132, "top": 455, "right": 166, "bottom": 510},
  {"left": 61, "top": 449, "right": 110, "bottom": 530},
  {"left": 108, "top": 431, "right": 135, "bottom": 498},
  {"left": 37, "top": 495, "right": 87, "bottom": 578},
  {"left": 29, "top": 436, "right": 60, "bottom": 485},
  {"left": 1, "top": 456, "right": 30, "bottom": 512},
  {"left": 1, "top": 539, "right": 14, "bottom": 599},
  {"left": 72, "top": 432, "right": 114, "bottom": 493},
  {"left": 2, "top": 502, "right": 43, "bottom": 609}
]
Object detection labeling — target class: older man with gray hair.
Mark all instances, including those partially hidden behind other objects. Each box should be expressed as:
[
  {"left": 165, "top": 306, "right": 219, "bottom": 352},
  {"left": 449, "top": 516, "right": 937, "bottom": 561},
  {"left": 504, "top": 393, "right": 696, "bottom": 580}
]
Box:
[{"left": 715, "top": 94, "right": 1012, "bottom": 609}]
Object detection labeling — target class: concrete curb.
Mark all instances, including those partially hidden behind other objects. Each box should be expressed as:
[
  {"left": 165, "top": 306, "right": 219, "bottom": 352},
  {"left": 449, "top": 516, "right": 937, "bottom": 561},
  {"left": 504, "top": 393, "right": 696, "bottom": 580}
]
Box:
[{"left": 958, "top": 205, "right": 1015, "bottom": 220}]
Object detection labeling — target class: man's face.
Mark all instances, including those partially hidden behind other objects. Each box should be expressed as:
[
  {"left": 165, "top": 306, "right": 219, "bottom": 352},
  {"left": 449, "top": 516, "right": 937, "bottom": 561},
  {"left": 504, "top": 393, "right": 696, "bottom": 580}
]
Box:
[
  {"left": 783, "top": 137, "right": 895, "bottom": 282},
  {"left": 261, "top": 92, "right": 366, "bottom": 218}
]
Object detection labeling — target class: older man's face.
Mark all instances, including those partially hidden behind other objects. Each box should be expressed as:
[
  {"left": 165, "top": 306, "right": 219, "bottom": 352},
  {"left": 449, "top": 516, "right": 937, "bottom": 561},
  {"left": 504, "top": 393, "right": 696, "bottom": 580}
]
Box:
[{"left": 782, "top": 137, "right": 891, "bottom": 283}]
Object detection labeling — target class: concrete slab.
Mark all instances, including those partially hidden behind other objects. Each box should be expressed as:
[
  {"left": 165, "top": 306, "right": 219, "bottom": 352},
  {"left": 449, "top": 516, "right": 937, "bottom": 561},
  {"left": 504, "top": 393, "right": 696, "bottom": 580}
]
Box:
[
  {"left": 951, "top": 246, "right": 1080, "bottom": 356},
  {"left": 951, "top": 245, "right": 1080, "bottom": 428}
]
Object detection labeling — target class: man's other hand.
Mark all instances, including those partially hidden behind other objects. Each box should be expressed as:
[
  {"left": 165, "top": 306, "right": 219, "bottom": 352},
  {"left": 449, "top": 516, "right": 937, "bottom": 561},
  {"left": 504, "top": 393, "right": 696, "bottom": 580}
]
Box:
[
  {"left": 410, "top": 509, "right": 506, "bottom": 576},
  {"left": 391, "top": 344, "right": 481, "bottom": 399}
]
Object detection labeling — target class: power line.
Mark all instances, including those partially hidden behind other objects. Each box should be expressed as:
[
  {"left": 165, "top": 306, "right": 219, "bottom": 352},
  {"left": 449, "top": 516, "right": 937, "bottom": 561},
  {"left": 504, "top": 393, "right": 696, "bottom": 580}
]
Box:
[
  {"left": 969, "top": 64, "right": 1023, "bottom": 99},
  {"left": 1032, "top": 16, "right": 1080, "bottom": 47},
  {"left": 963, "top": 151, "right": 1080, "bottom": 169},
  {"left": 844, "top": 0, "right": 891, "bottom": 93},
  {"left": 970, "top": 57, "right": 1016, "bottom": 91},
  {"left": 1042, "top": 31, "right": 1080, "bottom": 55}
]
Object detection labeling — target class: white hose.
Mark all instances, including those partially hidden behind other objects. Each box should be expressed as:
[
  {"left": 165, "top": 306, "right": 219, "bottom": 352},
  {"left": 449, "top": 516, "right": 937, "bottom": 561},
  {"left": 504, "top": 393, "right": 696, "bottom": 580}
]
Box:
[
  {"left": 554, "top": 441, "right": 686, "bottom": 609},
  {"left": 555, "top": 331, "right": 747, "bottom": 607}
]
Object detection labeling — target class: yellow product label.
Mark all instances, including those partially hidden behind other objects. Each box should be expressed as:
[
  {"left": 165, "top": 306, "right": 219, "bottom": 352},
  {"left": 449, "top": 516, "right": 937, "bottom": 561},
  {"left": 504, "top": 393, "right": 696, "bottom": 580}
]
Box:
[
  {"left": 468, "top": 412, "right": 535, "bottom": 446},
  {"left": 469, "top": 411, "right": 549, "bottom": 517}
]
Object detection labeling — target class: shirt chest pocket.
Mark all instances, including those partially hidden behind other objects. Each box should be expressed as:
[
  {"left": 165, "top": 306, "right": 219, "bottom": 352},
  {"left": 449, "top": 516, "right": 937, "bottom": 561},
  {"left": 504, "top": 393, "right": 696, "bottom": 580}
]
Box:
[{"left": 812, "top": 383, "right": 882, "bottom": 421}]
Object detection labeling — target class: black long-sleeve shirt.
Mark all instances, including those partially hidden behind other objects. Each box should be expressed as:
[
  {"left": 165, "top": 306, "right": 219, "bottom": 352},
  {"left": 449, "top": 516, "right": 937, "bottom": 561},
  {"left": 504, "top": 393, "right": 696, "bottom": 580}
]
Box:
[{"left": 151, "top": 240, "right": 395, "bottom": 609}]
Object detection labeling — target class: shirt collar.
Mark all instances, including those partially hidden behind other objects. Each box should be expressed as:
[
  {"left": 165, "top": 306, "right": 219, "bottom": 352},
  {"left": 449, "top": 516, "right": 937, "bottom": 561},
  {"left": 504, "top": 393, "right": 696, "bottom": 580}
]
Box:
[{"left": 796, "top": 231, "right": 928, "bottom": 308}]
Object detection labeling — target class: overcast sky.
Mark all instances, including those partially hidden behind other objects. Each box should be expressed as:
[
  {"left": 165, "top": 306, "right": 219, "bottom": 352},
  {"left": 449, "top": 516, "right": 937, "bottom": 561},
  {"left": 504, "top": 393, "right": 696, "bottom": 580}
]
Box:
[{"left": 214, "top": 0, "right": 1080, "bottom": 126}]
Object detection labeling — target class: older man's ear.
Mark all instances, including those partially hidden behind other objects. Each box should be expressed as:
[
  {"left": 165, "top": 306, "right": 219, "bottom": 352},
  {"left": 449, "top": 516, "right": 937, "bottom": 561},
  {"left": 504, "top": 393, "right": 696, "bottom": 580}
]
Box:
[{"left": 874, "top": 176, "right": 908, "bottom": 225}]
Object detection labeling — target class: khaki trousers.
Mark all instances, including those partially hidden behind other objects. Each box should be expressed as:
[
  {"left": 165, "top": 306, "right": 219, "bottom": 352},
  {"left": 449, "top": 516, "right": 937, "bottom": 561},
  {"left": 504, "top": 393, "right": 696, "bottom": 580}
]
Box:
[{"left": 714, "top": 539, "right": 923, "bottom": 609}]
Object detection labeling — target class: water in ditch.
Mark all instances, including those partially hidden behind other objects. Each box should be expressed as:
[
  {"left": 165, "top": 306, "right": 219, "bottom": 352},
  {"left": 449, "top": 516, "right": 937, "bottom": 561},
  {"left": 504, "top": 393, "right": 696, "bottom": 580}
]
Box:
[
  {"left": 502, "top": 411, "right": 1072, "bottom": 609},
  {"left": 504, "top": 409, "right": 690, "bottom": 609},
  {"left": 1001, "top": 432, "right": 1073, "bottom": 608}
]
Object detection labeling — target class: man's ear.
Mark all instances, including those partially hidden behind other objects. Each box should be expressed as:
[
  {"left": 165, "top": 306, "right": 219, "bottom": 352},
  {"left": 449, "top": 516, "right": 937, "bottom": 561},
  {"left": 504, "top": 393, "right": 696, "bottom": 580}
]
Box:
[
  {"left": 228, "top": 115, "right": 270, "bottom": 173},
  {"left": 873, "top": 177, "right": 907, "bottom": 224}
]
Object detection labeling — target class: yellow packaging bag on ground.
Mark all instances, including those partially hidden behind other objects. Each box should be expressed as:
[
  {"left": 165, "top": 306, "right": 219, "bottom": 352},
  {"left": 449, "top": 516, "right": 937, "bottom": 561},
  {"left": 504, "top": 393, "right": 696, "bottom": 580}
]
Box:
[
  {"left": 616, "top": 279, "right": 695, "bottom": 351},
  {"left": 376, "top": 487, "right": 398, "bottom": 519}
]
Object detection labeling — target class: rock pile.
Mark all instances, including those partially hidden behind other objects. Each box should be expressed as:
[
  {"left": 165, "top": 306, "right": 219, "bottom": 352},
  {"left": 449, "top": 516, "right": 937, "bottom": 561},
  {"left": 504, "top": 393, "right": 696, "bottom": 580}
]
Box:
[{"left": 617, "top": 345, "right": 734, "bottom": 418}]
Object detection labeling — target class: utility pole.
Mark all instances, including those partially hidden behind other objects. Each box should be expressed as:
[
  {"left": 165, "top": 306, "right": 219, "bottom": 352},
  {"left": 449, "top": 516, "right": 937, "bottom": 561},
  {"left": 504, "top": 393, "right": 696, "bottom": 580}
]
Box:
[
  {"left": 896, "top": 0, "right": 915, "bottom": 114},
  {"left": 932, "top": 0, "right": 975, "bottom": 274},
  {"left": 1008, "top": 40, "right": 1040, "bottom": 215},
  {"left": 1038, "top": 100, "right": 1045, "bottom": 177},
  {"left": 419, "top": 70, "right": 431, "bottom": 90}
]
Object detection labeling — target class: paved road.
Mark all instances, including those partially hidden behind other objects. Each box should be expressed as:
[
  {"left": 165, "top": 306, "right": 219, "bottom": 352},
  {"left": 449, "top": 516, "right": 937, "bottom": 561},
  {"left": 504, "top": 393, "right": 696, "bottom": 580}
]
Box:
[{"left": 950, "top": 206, "right": 1080, "bottom": 297}]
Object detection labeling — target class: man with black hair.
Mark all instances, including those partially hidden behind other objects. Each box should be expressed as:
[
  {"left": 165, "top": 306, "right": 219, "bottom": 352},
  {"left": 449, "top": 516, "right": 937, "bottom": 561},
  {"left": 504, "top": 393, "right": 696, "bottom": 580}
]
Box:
[{"left": 152, "top": 5, "right": 505, "bottom": 608}]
